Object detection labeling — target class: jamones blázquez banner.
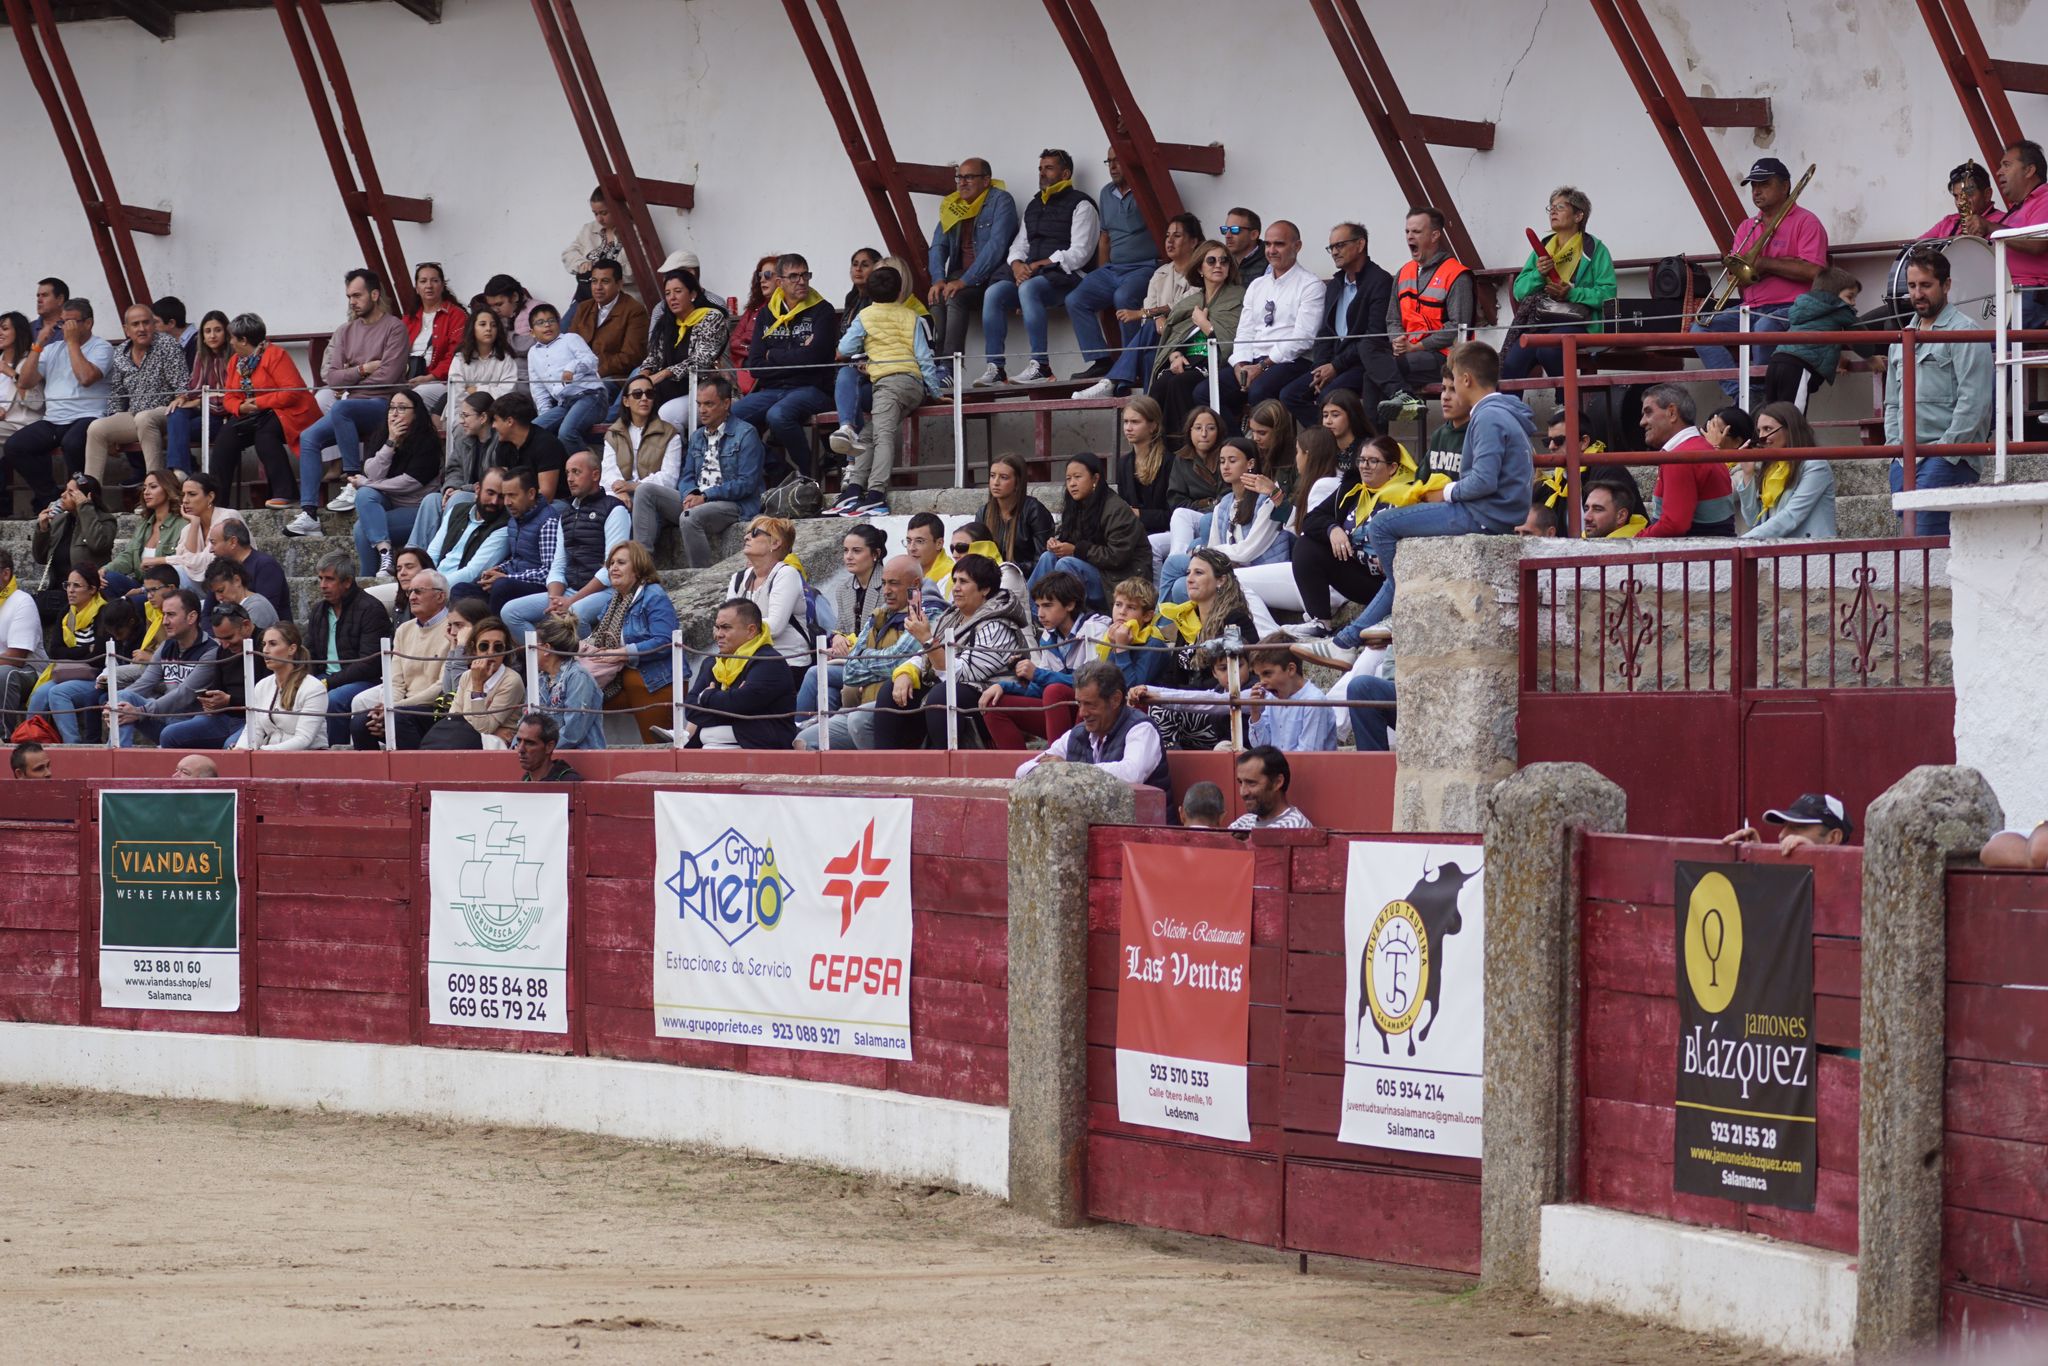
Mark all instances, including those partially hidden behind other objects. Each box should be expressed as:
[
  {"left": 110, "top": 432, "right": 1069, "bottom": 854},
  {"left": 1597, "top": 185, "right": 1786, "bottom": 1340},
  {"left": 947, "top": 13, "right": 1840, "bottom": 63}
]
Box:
[
  {"left": 1114, "top": 843, "right": 1256, "bottom": 1141},
  {"left": 1673, "top": 861, "right": 1818, "bottom": 1210}
]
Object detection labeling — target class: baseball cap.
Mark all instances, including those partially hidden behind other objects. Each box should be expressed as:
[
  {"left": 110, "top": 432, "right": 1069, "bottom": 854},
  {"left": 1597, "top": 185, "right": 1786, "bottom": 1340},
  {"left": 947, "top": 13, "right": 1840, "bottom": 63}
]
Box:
[
  {"left": 1741, "top": 157, "right": 1792, "bottom": 185},
  {"left": 1762, "top": 793, "right": 1852, "bottom": 836},
  {"left": 658, "top": 250, "right": 701, "bottom": 274}
]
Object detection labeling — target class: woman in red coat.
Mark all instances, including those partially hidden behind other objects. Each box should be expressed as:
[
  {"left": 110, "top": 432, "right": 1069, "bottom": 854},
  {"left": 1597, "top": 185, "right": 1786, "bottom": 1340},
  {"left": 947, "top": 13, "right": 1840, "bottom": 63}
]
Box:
[{"left": 212, "top": 312, "right": 323, "bottom": 507}]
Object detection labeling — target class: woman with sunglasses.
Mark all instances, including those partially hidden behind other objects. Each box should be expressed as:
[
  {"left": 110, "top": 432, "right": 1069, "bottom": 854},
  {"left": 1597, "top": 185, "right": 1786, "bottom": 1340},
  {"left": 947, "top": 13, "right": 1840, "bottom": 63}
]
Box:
[
  {"left": 420, "top": 616, "right": 525, "bottom": 749},
  {"left": 725, "top": 515, "right": 811, "bottom": 663},
  {"left": 601, "top": 377, "right": 682, "bottom": 512},
  {"left": 1147, "top": 240, "right": 1245, "bottom": 437},
  {"left": 730, "top": 254, "right": 780, "bottom": 376},
  {"left": 1737, "top": 401, "right": 1837, "bottom": 539}
]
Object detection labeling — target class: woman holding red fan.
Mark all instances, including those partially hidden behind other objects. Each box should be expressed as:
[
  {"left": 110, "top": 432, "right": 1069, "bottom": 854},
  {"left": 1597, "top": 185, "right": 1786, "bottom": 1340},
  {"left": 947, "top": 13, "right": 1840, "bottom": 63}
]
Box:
[{"left": 1500, "top": 187, "right": 1617, "bottom": 384}]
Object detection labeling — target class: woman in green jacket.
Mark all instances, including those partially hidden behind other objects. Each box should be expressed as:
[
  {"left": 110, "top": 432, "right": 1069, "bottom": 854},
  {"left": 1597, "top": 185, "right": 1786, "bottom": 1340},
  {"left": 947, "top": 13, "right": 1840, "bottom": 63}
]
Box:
[
  {"left": 1501, "top": 186, "right": 1618, "bottom": 383},
  {"left": 1148, "top": 241, "right": 1245, "bottom": 436},
  {"left": 103, "top": 468, "right": 188, "bottom": 599}
]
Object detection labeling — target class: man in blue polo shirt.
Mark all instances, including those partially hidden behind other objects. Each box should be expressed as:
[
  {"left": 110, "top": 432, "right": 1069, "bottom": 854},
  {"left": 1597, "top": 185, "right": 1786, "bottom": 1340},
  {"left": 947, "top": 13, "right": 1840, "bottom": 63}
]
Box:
[{"left": 3, "top": 296, "right": 114, "bottom": 513}]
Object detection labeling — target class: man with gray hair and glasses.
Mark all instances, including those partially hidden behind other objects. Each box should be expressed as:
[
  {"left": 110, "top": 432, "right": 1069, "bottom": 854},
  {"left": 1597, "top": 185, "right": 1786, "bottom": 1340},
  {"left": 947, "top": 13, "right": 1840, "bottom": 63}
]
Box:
[
  {"left": 350, "top": 567, "right": 453, "bottom": 749},
  {"left": 1636, "top": 381, "right": 1736, "bottom": 538}
]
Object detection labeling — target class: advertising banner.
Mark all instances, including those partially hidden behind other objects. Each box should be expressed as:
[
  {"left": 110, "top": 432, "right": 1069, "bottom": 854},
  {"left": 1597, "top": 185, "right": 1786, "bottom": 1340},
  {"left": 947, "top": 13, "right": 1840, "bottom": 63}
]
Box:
[
  {"left": 1113, "top": 843, "right": 1255, "bottom": 1142},
  {"left": 426, "top": 791, "right": 571, "bottom": 1034},
  {"left": 653, "top": 791, "right": 913, "bottom": 1059},
  {"left": 1673, "top": 861, "right": 1818, "bottom": 1210},
  {"left": 99, "top": 789, "right": 240, "bottom": 1012},
  {"left": 1339, "top": 841, "right": 1485, "bottom": 1157}
]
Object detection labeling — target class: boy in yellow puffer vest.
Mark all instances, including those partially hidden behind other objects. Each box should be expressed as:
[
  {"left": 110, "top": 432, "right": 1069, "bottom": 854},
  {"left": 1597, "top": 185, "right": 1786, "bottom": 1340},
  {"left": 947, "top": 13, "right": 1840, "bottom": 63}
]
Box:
[{"left": 827, "top": 264, "right": 945, "bottom": 519}]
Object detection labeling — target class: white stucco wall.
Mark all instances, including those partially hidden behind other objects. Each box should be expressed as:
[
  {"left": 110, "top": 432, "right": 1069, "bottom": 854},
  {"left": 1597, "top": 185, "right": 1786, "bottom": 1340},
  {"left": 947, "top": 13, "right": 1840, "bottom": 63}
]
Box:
[
  {"left": 1894, "top": 482, "right": 2048, "bottom": 827},
  {"left": 4, "top": 0, "right": 2047, "bottom": 344}
]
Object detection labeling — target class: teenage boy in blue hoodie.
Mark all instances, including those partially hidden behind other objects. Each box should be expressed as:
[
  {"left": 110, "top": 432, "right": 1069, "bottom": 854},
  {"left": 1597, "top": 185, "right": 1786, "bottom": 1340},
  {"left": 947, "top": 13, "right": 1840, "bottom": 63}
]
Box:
[{"left": 1353, "top": 340, "right": 1535, "bottom": 637}]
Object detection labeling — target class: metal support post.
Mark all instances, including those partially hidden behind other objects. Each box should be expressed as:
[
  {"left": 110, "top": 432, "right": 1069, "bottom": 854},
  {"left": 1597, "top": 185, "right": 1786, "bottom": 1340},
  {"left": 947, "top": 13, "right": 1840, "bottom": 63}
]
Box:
[
  {"left": 670, "top": 629, "right": 685, "bottom": 748},
  {"left": 103, "top": 638, "right": 118, "bottom": 749},
  {"left": 813, "top": 634, "right": 832, "bottom": 752},
  {"left": 952, "top": 352, "right": 966, "bottom": 489},
  {"left": 379, "top": 637, "right": 396, "bottom": 752}
]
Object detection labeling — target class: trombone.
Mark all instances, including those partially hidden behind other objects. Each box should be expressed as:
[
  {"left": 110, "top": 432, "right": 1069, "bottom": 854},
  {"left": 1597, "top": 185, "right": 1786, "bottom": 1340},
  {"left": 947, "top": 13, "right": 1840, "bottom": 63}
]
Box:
[{"left": 1705, "top": 163, "right": 1817, "bottom": 313}]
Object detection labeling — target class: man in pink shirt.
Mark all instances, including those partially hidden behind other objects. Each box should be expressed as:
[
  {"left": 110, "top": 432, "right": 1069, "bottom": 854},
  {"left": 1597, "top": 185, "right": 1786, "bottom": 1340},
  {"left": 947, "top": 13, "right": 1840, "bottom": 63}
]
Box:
[
  {"left": 1996, "top": 139, "right": 2048, "bottom": 330},
  {"left": 1691, "top": 157, "right": 1831, "bottom": 398},
  {"left": 1921, "top": 159, "right": 2006, "bottom": 241}
]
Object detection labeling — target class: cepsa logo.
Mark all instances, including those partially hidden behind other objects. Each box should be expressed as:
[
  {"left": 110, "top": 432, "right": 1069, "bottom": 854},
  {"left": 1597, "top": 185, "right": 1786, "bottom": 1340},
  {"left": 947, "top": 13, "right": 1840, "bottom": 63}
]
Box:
[
  {"left": 811, "top": 819, "right": 904, "bottom": 996},
  {"left": 666, "top": 826, "right": 794, "bottom": 948}
]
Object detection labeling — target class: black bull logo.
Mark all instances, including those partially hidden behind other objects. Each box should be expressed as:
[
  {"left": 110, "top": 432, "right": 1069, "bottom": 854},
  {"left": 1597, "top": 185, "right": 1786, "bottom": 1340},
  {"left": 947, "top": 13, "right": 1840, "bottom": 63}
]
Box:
[{"left": 1359, "top": 862, "right": 1473, "bottom": 1055}]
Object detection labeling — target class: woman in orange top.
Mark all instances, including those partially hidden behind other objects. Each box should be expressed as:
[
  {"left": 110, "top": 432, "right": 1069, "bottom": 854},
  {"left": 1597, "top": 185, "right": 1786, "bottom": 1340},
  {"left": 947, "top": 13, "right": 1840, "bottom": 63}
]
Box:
[{"left": 211, "top": 312, "right": 323, "bottom": 507}]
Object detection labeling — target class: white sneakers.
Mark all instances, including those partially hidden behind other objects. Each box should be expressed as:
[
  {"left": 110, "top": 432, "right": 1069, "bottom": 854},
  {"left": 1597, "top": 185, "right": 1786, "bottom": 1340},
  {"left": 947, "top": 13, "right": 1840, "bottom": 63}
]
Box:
[
  {"left": 284, "top": 511, "right": 322, "bottom": 537},
  {"left": 827, "top": 424, "right": 867, "bottom": 456},
  {"left": 1075, "top": 378, "right": 1115, "bottom": 399},
  {"left": 1014, "top": 361, "right": 1054, "bottom": 384},
  {"left": 971, "top": 363, "right": 1006, "bottom": 388},
  {"left": 326, "top": 483, "right": 357, "bottom": 512}
]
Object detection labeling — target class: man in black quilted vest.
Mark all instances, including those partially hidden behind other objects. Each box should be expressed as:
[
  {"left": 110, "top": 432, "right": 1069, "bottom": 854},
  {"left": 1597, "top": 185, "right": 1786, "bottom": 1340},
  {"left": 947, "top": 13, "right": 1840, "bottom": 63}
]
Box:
[
  {"left": 1014, "top": 658, "right": 1168, "bottom": 792},
  {"left": 500, "top": 449, "right": 629, "bottom": 643},
  {"left": 975, "top": 149, "right": 1100, "bottom": 387}
]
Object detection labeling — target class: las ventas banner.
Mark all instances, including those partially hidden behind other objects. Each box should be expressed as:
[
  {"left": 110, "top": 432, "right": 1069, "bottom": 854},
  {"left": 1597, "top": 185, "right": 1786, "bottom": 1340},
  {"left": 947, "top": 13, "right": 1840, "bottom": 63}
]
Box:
[{"left": 1673, "top": 861, "right": 1819, "bottom": 1211}]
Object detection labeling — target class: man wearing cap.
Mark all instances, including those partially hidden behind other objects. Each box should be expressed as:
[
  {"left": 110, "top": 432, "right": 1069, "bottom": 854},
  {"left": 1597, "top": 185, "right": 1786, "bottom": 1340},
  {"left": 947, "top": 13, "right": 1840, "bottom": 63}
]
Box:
[
  {"left": 1722, "top": 792, "right": 1853, "bottom": 854},
  {"left": 1690, "top": 157, "right": 1830, "bottom": 399}
]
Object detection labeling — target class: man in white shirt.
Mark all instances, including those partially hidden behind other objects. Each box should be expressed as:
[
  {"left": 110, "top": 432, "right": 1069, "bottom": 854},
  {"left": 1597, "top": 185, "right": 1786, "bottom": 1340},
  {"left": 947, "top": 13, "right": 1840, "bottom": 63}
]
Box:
[
  {"left": 1228, "top": 746, "right": 1313, "bottom": 830},
  {"left": 976, "top": 149, "right": 1102, "bottom": 386},
  {"left": 1226, "top": 221, "right": 1325, "bottom": 420},
  {"left": 1015, "top": 660, "right": 1169, "bottom": 791},
  {"left": 0, "top": 548, "right": 45, "bottom": 715},
  {"left": 525, "top": 304, "right": 608, "bottom": 457}
]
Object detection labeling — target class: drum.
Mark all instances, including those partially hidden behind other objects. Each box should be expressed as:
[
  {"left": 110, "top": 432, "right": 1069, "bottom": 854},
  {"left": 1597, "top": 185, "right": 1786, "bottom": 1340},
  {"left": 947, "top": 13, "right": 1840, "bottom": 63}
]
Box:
[{"left": 1884, "top": 235, "right": 2002, "bottom": 322}]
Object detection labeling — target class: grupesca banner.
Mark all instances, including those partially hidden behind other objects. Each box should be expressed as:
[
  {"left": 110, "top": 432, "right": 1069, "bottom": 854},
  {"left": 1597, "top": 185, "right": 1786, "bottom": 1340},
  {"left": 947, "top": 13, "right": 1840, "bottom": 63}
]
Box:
[
  {"left": 426, "top": 791, "right": 571, "bottom": 1034},
  {"left": 653, "top": 791, "right": 913, "bottom": 1059},
  {"left": 1114, "top": 843, "right": 1256, "bottom": 1142},
  {"left": 99, "top": 789, "right": 240, "bottom": 1012},
  {"left": 1339, "top": 840, "right": 1486, "bottom": 1157}
]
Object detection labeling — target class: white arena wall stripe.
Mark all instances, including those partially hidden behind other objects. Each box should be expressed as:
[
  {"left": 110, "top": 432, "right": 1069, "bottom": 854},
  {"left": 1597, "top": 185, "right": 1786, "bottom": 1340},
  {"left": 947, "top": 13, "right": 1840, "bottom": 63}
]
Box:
[{"left": 0, "top": 1023, "right": 1008, "bottom": 1198}]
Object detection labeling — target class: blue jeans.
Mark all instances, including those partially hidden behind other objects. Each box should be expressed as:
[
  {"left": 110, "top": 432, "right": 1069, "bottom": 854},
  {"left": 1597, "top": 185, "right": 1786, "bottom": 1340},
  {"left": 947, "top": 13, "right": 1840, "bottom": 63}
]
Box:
[
  {"left": 1066, "top": 261, "right": 1157, "bottom": 367},
  {"left": 2021, "top": 288, "right": 2048, "bottom": 332},
  {"left": 1500, "top": 321, "right": 1590, "bottom": 383},
  {"left": 500, "top": 591, "right": 608, "bottom": 643},
  {"left": 1357, "top": 501, "right": 1497, "bottom": 630},
  {"left": 1029, "top": 551, "right": 1108, "bottom": 614},
  {"left": 165, "top": 406, "right": 225, "bottom": 474},
  {"left": 1889, "top": 456, "right": 1980, "bottom": 537},
  {"left": 1107, "top": 319, "right": 1160, "bottom": 388},
  {"left": 34, "top": 676, "right": 106, "bottom": 744},
  {"left": 732, "top": 385, "right": 834, "bottom": 476},
  {"left": 796, "top": 661, "right": 846, "bottom": 720},
  {"left": 157, "top": 712, "right": 244, "bottom": 749},
  {"left": 297, "top": 396, "right": 389, "bottom": 506},
  {"left": 116, "top": 687, "right": 167, "bottom": 747},
  {"left": 983, "top": 271, "right": 1083, "bottom": 369},
  {"left": 833, "top": 366, "right": 872, "bottom": 433},
  {"left": 534, "top": 391, "right": 608, "bottom": 455},
  {"left": 1691, "top": 302, "right": 1792, "bottom": 398},
  {"left": 352, "top": 490, "right": 422, "bottom": 576},
  {"left": 1346, "top": 673, "right": 1396, "bottom": 752},
  {"left": 323, "top": 679, "right": 375, "bottom": 746}
]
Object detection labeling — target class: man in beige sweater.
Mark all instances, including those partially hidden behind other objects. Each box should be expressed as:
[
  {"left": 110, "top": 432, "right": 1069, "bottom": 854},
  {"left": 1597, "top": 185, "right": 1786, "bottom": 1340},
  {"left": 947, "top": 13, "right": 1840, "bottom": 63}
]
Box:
[{"left": 348, "top": 568, "right": 454, "bottom": 749}]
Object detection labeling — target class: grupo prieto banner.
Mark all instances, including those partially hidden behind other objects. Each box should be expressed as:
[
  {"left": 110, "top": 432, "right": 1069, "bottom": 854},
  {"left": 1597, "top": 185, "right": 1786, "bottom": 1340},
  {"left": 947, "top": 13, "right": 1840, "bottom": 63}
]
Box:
[
  {"left": 1114, "top": 842, "right": 1256, "bottom": 1142},
  {"left": 99, "top": 789, "right": 240, "bottom": 1012},
  {"left": 426, "top": 790, "right": 571, "bottom": 1035},
  {"left": 653, "top": 791, "right": 913, "bottom": 1059},
  {"left": 1339, "top": 841, "right": 1486, "bottom": 1158},
  {"left": 1673, "top": 860, "right": 1818, "bottom": 1210}
]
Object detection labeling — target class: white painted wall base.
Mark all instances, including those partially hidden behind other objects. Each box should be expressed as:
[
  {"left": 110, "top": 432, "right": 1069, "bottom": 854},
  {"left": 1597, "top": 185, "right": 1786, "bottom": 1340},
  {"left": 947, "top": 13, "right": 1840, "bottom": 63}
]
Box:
[
  {"left": 0, "top": 1023, "right": 1007, "bottom": 1198},
  {"left": 1539, "top": 1204, "right": 1856, "bottom": 1359}
]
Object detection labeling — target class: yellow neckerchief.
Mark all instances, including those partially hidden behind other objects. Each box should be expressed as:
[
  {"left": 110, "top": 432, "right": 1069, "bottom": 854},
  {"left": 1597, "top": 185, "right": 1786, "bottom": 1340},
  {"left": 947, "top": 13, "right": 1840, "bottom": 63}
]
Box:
[
  {"left": 765, "top": 287, "right": 825, "bottom": 333},
  {"left": 1154, "top": 599, "right": 1202, "bottom": 643},
  {"left": 1097, "top": 610, "right": 1171, "bottom": 658},
  {"left": 1544, "top": 232, "right": 1585, "bottom": 285},
  {"left": 710, "top": 623, "right": 771, "bottom": 688},
  {"left": 781, "top": 552, "right": 808, "bottom": 579},
  {"left": 937, "top": 180, "right": 1006, "bottom": 233},
  {"left": 1037, "top": 177, "right": 1074, "bottom": 205},
  {"left": 966, "top": 539, "right": 1002, "bottom": 564},
  {"left": 1537, "top": 467, "right": 1571, "bottom": 509},
  {"left": 925, "top": 549, "right": 954, "bottom": 588},
  {"left": 1342, "top": 457, "right": 1424, "bottom": 522},
  {"left": 673, "top": 304, "right": 716, "bottom": 347},
  {"left": 0, "top": 575, "right": 16, "bottom": 613},
  {"left": 34, "top": 593, "right": 105, "bottom": 691},
  {"left": 1600, "top": 514, "right": 1649, "bottom": 539},
  {"left": 140, "top": 600, "right": 164, "bottom": 652},
  {"left": 1759, "top": 461, "right": 1794, "bottom": 514}
]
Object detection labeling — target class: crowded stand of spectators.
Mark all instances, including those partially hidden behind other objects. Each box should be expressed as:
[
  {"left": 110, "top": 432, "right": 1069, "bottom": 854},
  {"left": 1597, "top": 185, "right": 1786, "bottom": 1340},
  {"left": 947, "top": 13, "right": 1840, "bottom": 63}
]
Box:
[{"left": 5, "top": 134, "right": 2045, "bottom": 771}]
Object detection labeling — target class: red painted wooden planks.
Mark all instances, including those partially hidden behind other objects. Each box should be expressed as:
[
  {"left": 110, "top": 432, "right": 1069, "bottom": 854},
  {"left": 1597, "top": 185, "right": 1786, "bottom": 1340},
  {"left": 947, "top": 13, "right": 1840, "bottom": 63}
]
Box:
[
  {"left": 1947, "top": 869, "right": 2048, "bottom": 915},
  {"left": 1949, "top": 983, "right": 2048, "bottom": 1067},
  {"left": 888, "top": 1036, "right": 1006, "bottom": 1107},
  {"left": 1948, "top": 1058, "right": 2048, "bottom": 1145},
  {"left": 1944, "top": 1285, "right": 2048, "bottom": 1345},
  {"left": 1944, "top": 1205, "right": 2048, "bottom": 1302},
  {"left": 255, "top": 895, "right": 412, "bottom": 948},
  {"left": 1948, "top": 1132, "right": 2048, "bottom": 1225},
  {"left": 256, "top": 986, "right": 413, "bottom": 1045},
  {"left": 1950, "top": 906, "right": 2048, "bottom": 988},
  {"left": 1283, "top": 1160, "right": 1480, "bottom": 1273},
  {"left": 259, "top": 940, "right": 411, "bottom": 996},
  {"left": 1083, "top": 1132, "right": 1282, "bottom": 1245}
]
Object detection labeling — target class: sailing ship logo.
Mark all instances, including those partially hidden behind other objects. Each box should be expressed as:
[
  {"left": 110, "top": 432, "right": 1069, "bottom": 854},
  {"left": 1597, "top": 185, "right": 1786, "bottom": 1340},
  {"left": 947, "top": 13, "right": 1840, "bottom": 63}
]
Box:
[{"left": 452, "top": 807, "right": 546, "bottom": 952}]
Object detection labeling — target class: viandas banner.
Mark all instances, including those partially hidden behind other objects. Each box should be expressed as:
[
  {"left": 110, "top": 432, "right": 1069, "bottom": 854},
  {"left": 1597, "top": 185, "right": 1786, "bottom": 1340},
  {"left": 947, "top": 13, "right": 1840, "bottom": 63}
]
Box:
[
  {"left": 1114, "top": 843, "right": 1255, "bottom": 1142},
  {"left": 653, "top": 791, "right": 913, "bottom": 1059},
  {"left": 99, "top": 789, "right": 240, "bottom": 1012},
  {"left": 1673, "top": 861, "right": 1818, "bottom": 1210},
  {"left": 1339, "top": 841, "right": 1485, "bottom": 1157},
  {"left": 427, "top": 791, "right": 571, "bottom": 1034}
]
